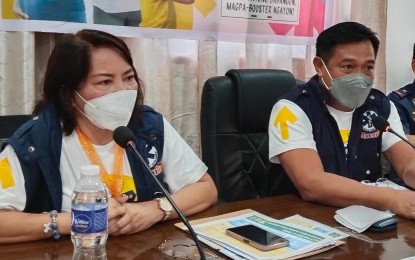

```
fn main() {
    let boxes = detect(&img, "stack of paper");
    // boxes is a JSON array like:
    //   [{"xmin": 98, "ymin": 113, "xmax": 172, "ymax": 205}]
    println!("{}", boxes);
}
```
[
  {"xmin": 334, "ymin": 205, "xmax": 395, "ymax": 233},
  {"xmin": 361, "ymin": 179, "xmax": 408, "ymax": 191},
  {"xmin": 176, "ymin": 209, "xmax": 348, "ymax": 260}
]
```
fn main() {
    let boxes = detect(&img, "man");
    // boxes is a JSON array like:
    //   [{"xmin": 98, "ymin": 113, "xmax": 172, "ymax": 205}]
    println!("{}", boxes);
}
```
[
  {"xmin": 268, "ymin": 22, "xmax": 415, "ymax": 220},
  {"xmin": 92, "ymin": 0, "xmax": 141, "ymax": 27},
  {"xmin": 388, "ymin": 43, "xmax": 415, "ymax": 144},
  {"xmin": 13, "ymin": 0, "xmax": 86, "ymax": 22},
  {"xmin": 140, "ymin": 0, "xmax": 194, "ymax": 29}
]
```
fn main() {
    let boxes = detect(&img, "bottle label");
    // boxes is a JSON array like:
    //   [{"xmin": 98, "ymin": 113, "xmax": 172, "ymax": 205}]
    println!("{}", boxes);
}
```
[{"xmin": 71, "ymin": 205, "xmax": 108, "ymax": 233}]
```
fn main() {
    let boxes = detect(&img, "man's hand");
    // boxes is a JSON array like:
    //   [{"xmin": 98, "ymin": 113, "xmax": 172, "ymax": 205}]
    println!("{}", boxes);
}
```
[
  {"xmin": 13, "ymin": 0, "xmax": 29, "ymax": 19},
  {"xmin": 390, "ymin": 190, "xmax": 415, "ymax": 220}
]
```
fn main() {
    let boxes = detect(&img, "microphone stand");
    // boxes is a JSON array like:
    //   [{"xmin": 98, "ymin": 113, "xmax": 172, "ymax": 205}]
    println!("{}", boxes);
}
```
[
  {"xmin": 387, "ymin": 127, "xmax": 415, "ymax": 149},
  {"xmin": 126, "ymin": 141, "xmax": 206, "ymax": 260}
]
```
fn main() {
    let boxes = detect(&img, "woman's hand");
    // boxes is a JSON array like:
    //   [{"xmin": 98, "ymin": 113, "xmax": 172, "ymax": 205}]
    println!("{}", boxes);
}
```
[
  {"xmin": 108, "ymin": 196, "xmax": 128, "ymax": 230},
  {"xmin": 106, "ymin": 173, "xmax": 217, "ymax": 236},
  {"xmin": 13, "ymin": 0, "xmax": 29, "ymax": 19},
  {"xmin": 108, "ymin": 200, "xmax": 164, "ymax": 236}
]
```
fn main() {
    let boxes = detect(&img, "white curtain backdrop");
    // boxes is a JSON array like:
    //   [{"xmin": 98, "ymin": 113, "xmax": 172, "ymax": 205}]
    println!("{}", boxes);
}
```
[{"xmin": 0, "ymin": 0, "xmax": 388, "ymax": 156}]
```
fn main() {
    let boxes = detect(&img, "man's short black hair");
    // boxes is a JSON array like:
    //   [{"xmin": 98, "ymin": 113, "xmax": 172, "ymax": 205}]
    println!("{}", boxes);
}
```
[
  {"xmin": 413, "ymin": 43, "xmax": 415, "ymax": 60},
  {"xmin": 316, "ymin": 22, "xmax": 380, "ymax": 63}
]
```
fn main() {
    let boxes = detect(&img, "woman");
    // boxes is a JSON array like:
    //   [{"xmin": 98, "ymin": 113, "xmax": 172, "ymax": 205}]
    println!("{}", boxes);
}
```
[{"xmin": 0, "ymin": 29, "xmax": 217, "ymax": 243}]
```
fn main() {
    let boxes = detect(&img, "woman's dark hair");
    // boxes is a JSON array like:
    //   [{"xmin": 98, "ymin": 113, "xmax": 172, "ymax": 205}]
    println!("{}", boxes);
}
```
[
  {"xmin": 316, "ymin": 22, "xmax": 380, "ymax": 63},
  {"xmin": 33, "ymin": 29, "xmax": 144, "ymax": 135}
]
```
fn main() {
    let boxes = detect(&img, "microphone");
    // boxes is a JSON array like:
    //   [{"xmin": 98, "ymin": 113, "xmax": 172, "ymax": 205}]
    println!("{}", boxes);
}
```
[
  {"xmin": 113, "ymin": 126, "xmax": 206, "ymax": 260},
  {"xmin": 371, "ymin": 115, "xmax": 415, "ymax": 149}
]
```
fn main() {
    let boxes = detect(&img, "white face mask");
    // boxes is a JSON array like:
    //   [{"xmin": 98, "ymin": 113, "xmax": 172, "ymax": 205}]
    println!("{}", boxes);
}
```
[{"xmin": 75, "ymin": 90, "xmax": 137, "ymax": 131}]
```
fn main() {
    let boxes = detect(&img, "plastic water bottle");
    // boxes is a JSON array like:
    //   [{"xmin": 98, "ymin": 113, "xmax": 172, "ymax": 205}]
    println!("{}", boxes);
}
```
[{"xmin": 71, "ymin": 165, "xmax": 108, "ymax": 258}]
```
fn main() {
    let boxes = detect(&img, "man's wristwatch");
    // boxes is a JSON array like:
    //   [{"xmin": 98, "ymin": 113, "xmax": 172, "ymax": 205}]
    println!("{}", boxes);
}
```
[{"xmin": 155, "ymin": 197, "xmax": 173, "ymax": 221}]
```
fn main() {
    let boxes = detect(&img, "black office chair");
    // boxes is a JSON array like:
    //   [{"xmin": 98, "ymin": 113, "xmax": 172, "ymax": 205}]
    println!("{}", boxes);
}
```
[
  {"xmin": 0, "ymin": 115, "xmax": 32, "ymax": 149},
  {"xmin": 200, "ymin": 69, "xmax": 299, "ymax": 202}
]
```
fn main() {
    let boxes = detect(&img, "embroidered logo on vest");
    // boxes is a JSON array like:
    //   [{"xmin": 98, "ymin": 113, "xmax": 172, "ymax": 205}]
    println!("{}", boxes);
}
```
[
  {"xmin": 147, "ymin": 145, "xmax": 159, "ymax": 168},
  {"xmin": 362, "ymin": 110, "xmax": 378, "ymax": 132},
  {"xmin": 152, "ymin": 162, "xmax": 163, "ymax": 176},
  {"xmin": 145, "ymin": 139, "xmax": 163, "ymax": 176},
  {"xmin": 361, "ymin": 110, "xmax": 380, "ymax": 139}
]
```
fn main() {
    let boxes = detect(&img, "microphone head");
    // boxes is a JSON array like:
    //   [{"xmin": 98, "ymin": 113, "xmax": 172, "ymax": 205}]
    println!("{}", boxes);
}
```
[
  {"xmin": 371, "ymin": 115, "xmax": 390, "ymax": 132},
  {"xmin": 113, "ymin": 126, "xmax": 135, "ymax": 148}
]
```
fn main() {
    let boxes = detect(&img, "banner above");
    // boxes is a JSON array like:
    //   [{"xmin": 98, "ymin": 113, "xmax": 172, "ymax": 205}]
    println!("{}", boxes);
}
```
[{"xmin": 0, "ymin": 0, "xmax": 334, "ymax": 45}]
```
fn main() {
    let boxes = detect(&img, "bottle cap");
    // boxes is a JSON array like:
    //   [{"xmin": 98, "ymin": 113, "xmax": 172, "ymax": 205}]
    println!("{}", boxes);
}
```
[{"xmin": 80, "ymin": 165, "xmax": 100, "ymax": 176}]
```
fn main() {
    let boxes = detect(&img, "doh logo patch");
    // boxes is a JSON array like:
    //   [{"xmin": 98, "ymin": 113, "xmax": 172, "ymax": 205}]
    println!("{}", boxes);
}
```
[
  {"xmin": 362, "ymin": 110, "xmax": 378, "ymax": 132},
  {"xmin": 273, "ymin": 106, "xmax": 298, "ymax": 140},
  {"xmin": 146, "ymin": 145, "xmax": 159, "ymax": 169},
  {"xmin": 151, "ymin": 162, "xmax": 163, "ymax": 176},
  {"xmin": 361, "ymin": 110, "xmax": 380, "ymax": 139}
]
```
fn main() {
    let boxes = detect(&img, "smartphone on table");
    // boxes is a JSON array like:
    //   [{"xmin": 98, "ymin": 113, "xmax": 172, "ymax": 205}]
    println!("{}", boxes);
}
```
[
  {"xmin": 225, "ymin": 224, "xmax": 289, "ymax": 251},
  {"xmin": 368, "ymin": 216, "xmax": 398, "ymax": 232}
]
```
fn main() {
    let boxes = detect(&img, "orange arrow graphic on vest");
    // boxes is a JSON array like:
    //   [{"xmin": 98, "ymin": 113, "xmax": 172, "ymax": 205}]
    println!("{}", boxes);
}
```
[{"xmin": 273, "ymin": 106, "xmax": 297, "ymax": 140}]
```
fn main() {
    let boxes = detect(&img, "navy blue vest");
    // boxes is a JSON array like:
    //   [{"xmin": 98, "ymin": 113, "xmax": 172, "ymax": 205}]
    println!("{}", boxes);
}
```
[
  {"xmin": 387, "ymin": 81, "xmax": 415, "ymax": 134},
  {"xmin": 283, "ymin": 75, "xmax": 390, "ymax": 181},
  {"xmin": 6, "ymin": 104, "xmax": 165, "ymax": 213}
]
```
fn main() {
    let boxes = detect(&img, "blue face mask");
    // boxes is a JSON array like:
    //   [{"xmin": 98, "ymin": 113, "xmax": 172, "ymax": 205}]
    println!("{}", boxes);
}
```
[{"xmin": 321, "ymin": 61, "xmax": 374, "ymax": 109}]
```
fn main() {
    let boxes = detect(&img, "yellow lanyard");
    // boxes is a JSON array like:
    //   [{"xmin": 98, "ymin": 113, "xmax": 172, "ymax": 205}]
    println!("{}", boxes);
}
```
[{"xmin": 76, "ymin": 127, "xmax": 124, "ymax": 198}]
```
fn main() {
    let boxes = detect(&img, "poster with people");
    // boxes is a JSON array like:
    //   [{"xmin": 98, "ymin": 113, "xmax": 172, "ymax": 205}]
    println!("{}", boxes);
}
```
[{"xmin": 0, "ymin": 0, "xmax": 334, "ymax": 44}]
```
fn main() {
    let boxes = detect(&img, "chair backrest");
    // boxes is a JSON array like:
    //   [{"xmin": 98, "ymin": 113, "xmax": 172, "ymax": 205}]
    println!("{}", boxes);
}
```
[
  {"xmin": 200, "ymin": 69, "xmax": 298, "ymax": 202},
  {"xmin": 0, "ymin": 115, "xmax": 32, "ymax": 149}
]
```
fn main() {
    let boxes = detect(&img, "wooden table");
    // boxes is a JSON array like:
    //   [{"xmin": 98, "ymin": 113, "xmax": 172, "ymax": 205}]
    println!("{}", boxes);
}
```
[{"xmin": 0, "ymin": 195, "xmax": 414, "ymax": 259}]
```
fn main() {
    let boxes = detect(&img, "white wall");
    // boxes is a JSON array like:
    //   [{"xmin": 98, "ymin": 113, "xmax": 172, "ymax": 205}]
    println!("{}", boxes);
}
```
[{"xmin": 386, "ymin": 0, "xmax": 415, "ymax": 94}]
